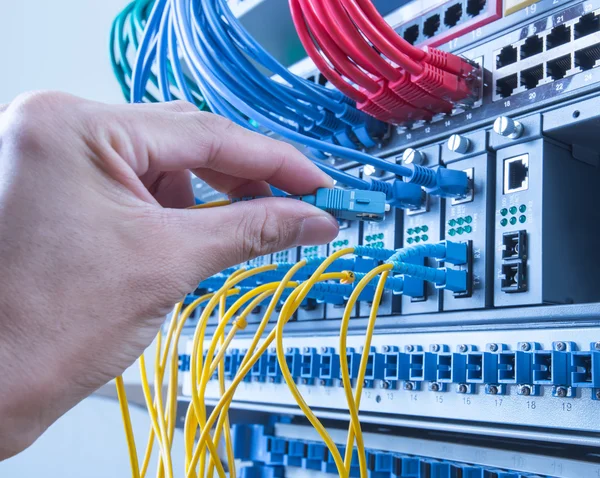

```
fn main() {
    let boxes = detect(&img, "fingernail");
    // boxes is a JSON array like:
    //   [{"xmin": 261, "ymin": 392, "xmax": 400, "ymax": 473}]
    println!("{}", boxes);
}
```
[{"xmin": 297, "ymin": 215, "xmax": 339, "ymax": 245}]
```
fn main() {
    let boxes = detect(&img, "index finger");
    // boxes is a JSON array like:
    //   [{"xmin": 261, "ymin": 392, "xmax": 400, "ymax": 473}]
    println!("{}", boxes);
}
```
[{"xmin": 104, "ymin": 101, "xmax": 334, "ymax": 195}]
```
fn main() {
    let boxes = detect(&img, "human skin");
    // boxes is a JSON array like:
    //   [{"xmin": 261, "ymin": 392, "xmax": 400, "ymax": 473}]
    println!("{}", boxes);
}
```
[{"xmin": 0, "ymin": 92, "xmax": 339, "ymax": 459}]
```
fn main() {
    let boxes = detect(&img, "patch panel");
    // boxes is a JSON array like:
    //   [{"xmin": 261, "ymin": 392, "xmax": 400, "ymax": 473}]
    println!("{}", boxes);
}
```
[
  {"xmin": 297, "ymin": 243, "xmax": 327, "ymax": 321},
  {"xmin": 188, "ymin": 327, "xmax": 600, "ymax": 433},
  {"xmin": 392, "ymin": 0, "xmax": 501, "ymax": 48}
]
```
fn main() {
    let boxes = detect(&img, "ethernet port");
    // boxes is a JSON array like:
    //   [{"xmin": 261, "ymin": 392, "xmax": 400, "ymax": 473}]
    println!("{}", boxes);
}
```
[
  {"xmin": 575, "ymin": 44, "xmax": 600, "ymax": 71},
  {"xmin": 496, "ymin": 74, "xmax": 518, "ymax": 98},
  {"xmin": 547, "ymin": 24, "xmax": 571, "ymax": 50},
  {"xmin": 502, "ymin": 230, "xmax": 527, "ymax": 260},
  {"xmin": 501, "ymin": 262, "xmax": 527, "ymax": 293},
  {"xmin": 423, "ymin": 14, "xmax": 441, "ymax": 38},
  {"xmin": 496, "ymin": 45, "xmax": 517, "ymax": 68},
  {"xmin": 404, "ymin": 25, "xmax": 419, "ymax": 45},
  {"xmin": 467, "ymin": 0, "xmax": 486, "ymax": 17},
  {"xmin": 574, "ymin": 12, "xmax": 600, "ymax": 39},
  {"xmin": 547, "ymin": 54, "xmax": 572, "ymax": 80},
  {"xmin": 444, "ymin": 4, "xmax": 463, "ymax": 27},
  {"xmin": 520, "ymin": 35, "xmax": 543, "ymax": 59},
  {"xmin": 503, "ymin": 154, "xmax": 529, "ymax": 194},
  {"xmin": 520, "ymin": 64, "xmax": 544, "ymax": 89}
]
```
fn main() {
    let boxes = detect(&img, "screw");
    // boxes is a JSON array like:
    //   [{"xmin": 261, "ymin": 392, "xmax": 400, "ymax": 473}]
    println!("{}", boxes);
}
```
[
  {"xmin": 405, "ymin": 382, "xmax": 414, "ymax": 391},
  {"xmin": 594, "ymin": 342, "xmax": 600, "ymax": 351},
  {"xmin": 556, "ymin": 386, "xmax": 568, "ymax": 397},
  {"xmin": 595, "ymin": 390, "xmax": 600, "ymax": 400},
  {"xmin": 457, "ymin": 384, "xmax": 468, "ymax": 394},
  {"xmin": 302, "ymin": 378, "xmax": 309, "ymax": 384},
  {"xmin": 321, "ymin": 347, "xmax": 327, "ymax": 353},
  {"xmin": 493, "ymin": 116, "xmax": 523, "ymax": 139},
  {"xmin": 269, "ymin": 377, "xmax": 275, "ymax": 383},
  {"xmin": 381, "ymin": 381, "xmax": 390, "ymax": 389},
  {"xmin": 519, "ymin": 385, "xmax": 531, "ymax": 396},
  {"xmin": 405, "ymin": 345, "xmax": 414, "ymax": 353},
  {"xmin": 303, "ymin": 347, "xmax": 310, "ymax": 353},
  {"xmin": 430, "ymin": 383, "xmax": 440, "ymax": 392},
  {"xmin": 556, "ymin": 342, "xmax": 566, "ymax": 351},
  {"xmin": 458, "ymin": 344, "xmax": 468, "ymax": 353},
  {"xmin": 431, "ymin": 344, "xmax": 440, "ymax": 352},
  {"xmin": 286, "ymin": 347, "xmax": 293, "ymax": 353},
  {"xmin": 319, "ymin": 379, "xmax": 326, "ymax": 386},
  {"xmin": 447, "ymin": 134, "xmax": 471, "ymax": 154},
  {"xmin": 489, "ymin": 344, "xmax": 498, "ymax": 352},
  {"xmin": 402, "ymin": 148, "xmax": 425, "ymax": 165},
  {"xmin": 488, "ymin": 385, "xmax": 498, "ymax": 395},
  {"xmin": 520, "ymin": 343, "xmax": 531, "ymax": 351},
  {"xmin": 270, "ymin": 347, "xmax": 276, "ymax": 354},
  {"xmin": 383, "ymin": 345, "xmax": 390, "ymax": 352}
]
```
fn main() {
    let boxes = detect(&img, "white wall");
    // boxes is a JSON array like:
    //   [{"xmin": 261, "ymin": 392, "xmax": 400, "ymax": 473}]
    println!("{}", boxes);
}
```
[
  {"xmin": 0, "ymin": 0, "xmax": 129, "ymax": 104},
  {"xmin": 0, "ymin": 2, "xmax": 181, "ymax": 476}
]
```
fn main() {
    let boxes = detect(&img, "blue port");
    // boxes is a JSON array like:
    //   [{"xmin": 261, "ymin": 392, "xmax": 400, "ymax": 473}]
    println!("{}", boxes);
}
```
[
  {"xmin": 393, "ymin": 455, "xmax": 423, "ymax": 477},
  {"xmin": 303, "ymin": 443, "xmax": 326, "ymax": 470},
  {"xmin": 235, "ymin": 350, "xmax": 252, "ymax": 383},
  {"xmin": 224, "ymin": 349, "xmax": 239, "ymax": 379},
  {"xmin": 364, "ymin": 348, "xmax": 385, "ymax": 387},
  {"xmin": 178, "ymin": 354, "xmax": 191, "ymax": 372},
  {"xmin": 460, "ymin": 465, "xmax": 484, "ymax": 478},
  {"xmin": 464, "ymin": 352, "xmax": 497, "ymax": 384},
  {"xmin": 251, "ymin": 353, "xmax": 268, "ymax": 382},
  {"xmin": 263, "ymin": 436, "xmax": 286, "ymax": 465},
  {"xmin": 284, "ymin": 347, "xmax": 302, "ymax": 380},
  {"xmin": 284, "ymin": 440, "xmax": 306, "ymax": 468},
  {"xmin": 383, "ymin": 349, "xmax": 410, "ymax": 383},
  {"xmin": 340, "ymin": 348, "xmax": 361, "ymax": 382},
  {"xmin": 266, "ymin": 349, "xmax": 281, "ymax": 383},
  {"xmin": 367, "ymin": 450, "xmax": 393, "ymax": 477},
  {"xmin": 408, "ymin": 352, "xmax": 437, "ymax": 382},
  {"xmin": 571, "ymin": 351, "xmax": 600, "ymax": 387},
  {"xmin": 532, "ymin": 350, "xmax": 569, "ymax": 385},
  {"xmin": 497, "ymin": 351, "xmax": 531, "ymax": 384},
  {"xmin": 436, "ymin": 354, "xmax": 453, "ymax": 382},
  {"xmin": 318, "ymin": 348, "xmax": 340, "ymax": 385},
  {"xmin": 430, "ymin": 460, "xmax": 462, "ymax": 478},
  {"xmin": 300, "ymin": 348, "xmax": 320, "ymax": 383}
]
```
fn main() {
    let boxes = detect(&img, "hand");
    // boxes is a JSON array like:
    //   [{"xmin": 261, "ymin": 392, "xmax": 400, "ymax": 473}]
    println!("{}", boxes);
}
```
[{"xmin": 0, "ymin": 92, "xmax": 338, "ymax": 459}]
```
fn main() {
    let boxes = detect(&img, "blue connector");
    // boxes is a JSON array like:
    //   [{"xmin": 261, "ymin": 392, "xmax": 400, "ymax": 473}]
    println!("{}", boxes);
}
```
[
  {"xmin": 232, "ymin": 188, "xmax": 388, "ymax": 222},
  {"xmin": 300, "ymin": 348, "xmax": 320, "ymax": 383},
  {"xmin": 570, "ymin": 350, "xmax": 600, "ymax": 388},
  {"xmin": 405, "ymin": 163, "xmax": 471, "ymax": 199},
  {"xmin": 319, "ymin": 347, "xmax": 340, "ymax": 386},
  {"xmin": 367, "ymin": 178, "xmax": 424, "ymax": 210},
  {"xmin": 435, "ymin": 268, "xmax": 468, "ymax": 293},
  {"xmin": 354, "ymin": 245, "xmax": 396, "ymax": 261}
]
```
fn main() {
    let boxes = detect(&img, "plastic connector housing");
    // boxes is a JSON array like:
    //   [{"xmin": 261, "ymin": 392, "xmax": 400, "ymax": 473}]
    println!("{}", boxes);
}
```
[
  {"xmin": 411, "ymin": 64, "xmax": 475, "ymax": 104},
  {"xmin": 442, "ymin": 240, "xmax": 469, "ymax": 265},
  {"xmin": 311, "ymin": 188, "xmax": 388, "ymax": 222},
  {"xmin": 435, "ymin": 268, "xmax": 468, "ymax": 293},
  {"xmin": 422, "ymin": 46, "xmax": 479, "ymax": 78}
]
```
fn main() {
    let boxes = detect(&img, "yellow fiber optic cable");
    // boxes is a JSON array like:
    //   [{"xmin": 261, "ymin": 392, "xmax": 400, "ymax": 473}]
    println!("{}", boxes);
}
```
[
  {"xmin": 188, "ymin": 200, "xmax": 232, "ymax": 209},
  {"xmin": 186, "ymin": 261, "xmax": 308, "ymax": 477},
  {"xmin": 116, "ymin": 374, "xmax": 141, "ymax": 478},
  {"xmin": 339, "ymin": 264, "xmax": 392, "ymax": 477}
]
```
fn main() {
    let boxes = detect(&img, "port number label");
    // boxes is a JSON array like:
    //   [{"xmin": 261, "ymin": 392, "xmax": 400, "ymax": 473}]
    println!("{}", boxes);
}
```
[
  {"xmin": 526, "ymin": 400, "xmax": 537, "ymax": 409},
  {"xmin": 555, "ymin": 15, "xmax": 564, "ymax": 24},
  {"xmin": 528, "ymin": 92, "xmax": 537, "ymax": 100},
  {"xmin": 463, "ymin": 397, "xmax": 472, "ymax": 405},
  {"xmin": 555, "ymin": 83, "xmax": 564, "ymax": 92},
  {"xmin": 584, "ymin": 3, "xmax": 593, "ymax": 12},
  {"xmin": 495, "ymin": 399, "xmax": 503, "ymax": 407},
  {"xmin": 585, "ymin": 73, "xmax": 593, "ymax": 82},
  {"xmin": 562, "ymin": 402, "xmax": 572, "ymax": 411},
  {"xmin": 471, "ymin": 28, "xmax": 482, "ymax": 39},
  {"xmin": 525, "ymin": 4, "xmax": 537, "ymax": 14},
  {"xmin": 504, "ymin": 100, "xmax": 511, "ymax": 108}
]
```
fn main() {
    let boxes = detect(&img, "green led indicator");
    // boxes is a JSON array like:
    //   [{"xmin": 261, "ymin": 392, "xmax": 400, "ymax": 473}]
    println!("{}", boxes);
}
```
[
  {"xmin": 500, "ymin": 218, "xmax": 508, "ymax": 227},
  {"xmin": 500, "ymin": 208, "xmax": 508, "ymax": 216},
  {"xmin": 510, "ymin": 217, "xmax": 517, "ymax": 225},
  {"xmin": 344, "ymin": 239, "xmax": 349, "ymax": 245},
  {"xmin": 457, "ymin": 218, "xmax": 465, "ymax": 225},
  {"xmin": 457, "ymin": 227, "xmax": 464, "ymax": 235},
  {"xmin": 378, "ymin": 233, "xmax": 384, "ymax": 239},
  {"xmin": 465, "ymin": 226, "xmax": 472, "ymax": 233},
  {"xmin": 422, "ymin": 234, "xmax": 429, "ymax": 241},
  {"xmin": 407, "ymin": 237, "xmax": 414, "ymax": 244},
  {"xmin": 448, "ymin": 229, "xmax": 456, "ymax": 236},
  {"xmin": 414, "ymin": 236, "xmax": 421, "ymax": 243},
  {"xmin": 519, "ymin": 204, "xmax": 527, "ymax": 213},
  {"xmin": 519, "ymin": 215, "xmax": 526, "ymax": 223},
  {"xmin": 449, "ymin": 219, "xmax": 457, "ymax": 227},
  {"xmin": 422, "ymin": 225, "xmax": 429, "ymax": 232},
  {"xmin": 407, "ymin": 228, "xmax": 414, "ymax": 235},
  {"xmin": 509, "ymin": 206, "xmax": 517, "ymax": 215},
  {"xmin": 414, "ymin": 226, "xmax": 422, "ymax": 234},
  {"xmin": 465, "ymin": 216, "xmax": 473, "ymax": 224}
]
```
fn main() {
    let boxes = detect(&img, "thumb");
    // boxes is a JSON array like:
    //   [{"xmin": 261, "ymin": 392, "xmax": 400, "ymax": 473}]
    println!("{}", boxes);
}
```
[{"xmin": 166, "ymin": 198, "xmax": 339, "ymax": 282}]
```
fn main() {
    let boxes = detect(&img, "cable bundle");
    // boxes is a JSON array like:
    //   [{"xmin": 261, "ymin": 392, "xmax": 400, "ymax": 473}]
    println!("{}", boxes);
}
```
[
  {"xmin": 113, "ymin": 0, "xmax": 472, "ymax": 198},
  {"xmin": 115, "ymin": 236, "xmax": 469, "ymax": 478},
  {"xmin": 290, "ymin": 0, "xmax": 482, "ymax": 124}
]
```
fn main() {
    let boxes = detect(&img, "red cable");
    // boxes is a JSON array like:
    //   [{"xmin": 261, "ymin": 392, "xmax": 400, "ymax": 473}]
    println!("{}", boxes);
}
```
[
  {"xmin": 315, "ymin": 0, "xmax": 400, "ymax": 81},
  {"xmin": 299, "ymin": 0, "xmax": 380, "ymax": 92},
  {"xmin": 354, "ymin": 0, "xmax": 426, "ymax": 61},
  {"xmin": 339, "ymin": 0, "xmax": 423, "ymax": 75},
  {"xmin": 289, "ymin": 0, "xmax": 367, "ymax": 102}
]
